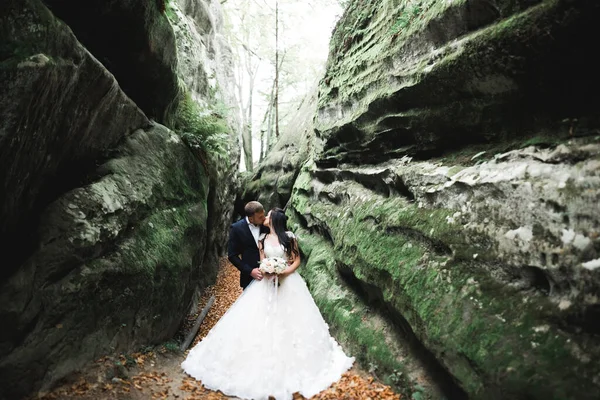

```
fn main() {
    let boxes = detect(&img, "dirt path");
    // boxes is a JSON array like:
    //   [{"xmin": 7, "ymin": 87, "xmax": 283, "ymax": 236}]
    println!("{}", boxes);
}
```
[{"xmin": 37, "ymin": 260, "xmax": 401, "ymax": 400}]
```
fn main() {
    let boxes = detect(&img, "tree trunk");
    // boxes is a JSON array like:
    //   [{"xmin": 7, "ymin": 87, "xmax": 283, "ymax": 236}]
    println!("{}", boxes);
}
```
[
  {"xmin": 265, "ymin": 99, "xmax": 274, "ymax": 153},
  {"xmin": 268, "ymin": 96, "xmax": 276, "ymax": 150},
  {"xmin": 180, "ymin": 295, "xmax": 215, "ymax": 351},
  {"xmin": 239, "ymin": 81, "xmax": 253, "ymax": 172},
  {"xmin": 233, "ymin": 7, "xmax": 256, "ymax": 172},
  {"xmin": 242, "ymin": 119, "xmax": 253, "ymax": 171},
  {"xmin": 244, "ymin": 63, "xmax": 259, "ymax": 170},
  {"xmin": 275, "ymin": 0, "xmax": 280, "ymax": 140},
  {"xmin": 262, "ymin": 78, "xmax": 276, "ymax": 159},
  {"xmin": 259, "ymin": 98, "xmax": 272, "ymax": 162},
  {"xmin": 259, "ymin": 127, "xmax": 265, "ymax": 162}
]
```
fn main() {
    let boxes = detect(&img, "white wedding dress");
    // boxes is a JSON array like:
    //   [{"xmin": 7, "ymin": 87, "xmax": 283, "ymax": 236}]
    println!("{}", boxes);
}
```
[{"xmin": 181, "ymin": 234, "xmax": 354, "ymax": 400}]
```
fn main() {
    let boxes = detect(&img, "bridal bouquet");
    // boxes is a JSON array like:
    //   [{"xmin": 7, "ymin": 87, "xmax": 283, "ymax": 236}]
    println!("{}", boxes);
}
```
[{"xmin": 259, "ymin": 257, "xmax": 288, "ymax": 275}]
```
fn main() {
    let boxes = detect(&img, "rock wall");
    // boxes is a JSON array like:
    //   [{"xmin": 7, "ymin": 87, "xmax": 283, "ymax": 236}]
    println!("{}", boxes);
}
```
[
  {"xmin": 240, "ymin": 83, "xmax": 319, "ymax": 211},
  {"xmin": 0, "ymin": 124, "xmax": 209, "ymax": 397},
  {"xmin": 43, "ymin": 0, "xmax": 179, "ymax": 122},
  {"xmin": 171, "ymin": 0, "xmax": 238, "ymax": 111},
  {"xmin": 256, "ymin": 0, "xmax": 600, "ymax": 398},
  {"xmin": 168, "ymin": 0, "xmax": 241, "ymax": 270},
  {"xmin": 290, "ymin": 138, "xmax": 600, "ymax": 398},
  {"xmin": 0, "ymin": 0, "xmax": 239, "ymax": 398},
  {"xmin": 0, "ymin": 0, "xmax": 149, "ymax": 282},
  {"xmin": 316, "ymin": 0, "xmax": 600, "ymax": 166}
]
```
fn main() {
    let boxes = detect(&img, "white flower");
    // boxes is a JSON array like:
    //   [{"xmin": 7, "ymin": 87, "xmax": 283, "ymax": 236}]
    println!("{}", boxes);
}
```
[{"xmin": 259, "ymin": 257, "xmax": 288, "ymax": 274}]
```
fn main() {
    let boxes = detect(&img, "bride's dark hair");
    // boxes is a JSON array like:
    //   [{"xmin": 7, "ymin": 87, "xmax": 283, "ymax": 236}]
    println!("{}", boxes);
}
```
[{"xmin": 268, "ymin": 208, "xmax": 299, "ymax": 258}]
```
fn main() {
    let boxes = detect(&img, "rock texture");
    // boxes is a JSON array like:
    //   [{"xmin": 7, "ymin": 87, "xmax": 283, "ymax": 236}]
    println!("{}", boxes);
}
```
[
  {"xmin": 0, "ymin": 0, "xmax": 239, "ymax": 398},
  {"xmin": 170, "ymin": 0, "xmax": 238, "ymax": 113},
  {"xmin": 43, "ymin": 0, "xmax": 179, "ymax": 122},
  {"xmin": 167, "ymin": 0, "xmax": 241, "ymax": 270},
  {"xmin": 0, "ymin": 124, "xmax": 209, "ymax": 397},
  {"xmin": 316, "ymin": 0, "xmax": 600, "ymax": 166},
  {"xmin": 250, "ymin": 0, "xmax": 600, "ymax": 398},
  {"xmin": 0, "ymin": 0, "xmax": 149, "ymax": 282},
  {"xmin": 241, "ymin": 84, "xmax": 319, "ymax": 211},
  {"xmin": 289, "ymin": 138, "xmax": 600, "ymax": 399}
]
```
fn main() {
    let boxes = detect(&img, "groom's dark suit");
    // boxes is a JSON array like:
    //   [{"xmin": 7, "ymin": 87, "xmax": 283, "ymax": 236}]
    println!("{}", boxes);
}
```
[{"xmin": 227, "ymin": 218, "xmax": 269, "ymax": 289}]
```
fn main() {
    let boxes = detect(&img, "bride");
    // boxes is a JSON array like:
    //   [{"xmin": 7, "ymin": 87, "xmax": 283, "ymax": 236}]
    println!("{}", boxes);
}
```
[{"xmin": 181, "ymin": 208, "xmax": 354, "ymax": 399}]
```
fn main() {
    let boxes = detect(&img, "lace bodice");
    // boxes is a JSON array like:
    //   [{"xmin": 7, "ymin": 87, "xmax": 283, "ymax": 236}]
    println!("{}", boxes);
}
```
[
  {"xmin": 261, "ymin": 231, "xmax": 295, "ymax": 258},
  {"xmin": 264, "ymin": 242, "xmax": 285, "ymax": 258}
]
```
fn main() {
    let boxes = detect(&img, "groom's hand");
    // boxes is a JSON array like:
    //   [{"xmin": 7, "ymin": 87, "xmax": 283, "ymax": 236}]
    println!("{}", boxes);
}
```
[{"xmin": 250, "ymin": 268, "xmax": 263, "ymax": 281}]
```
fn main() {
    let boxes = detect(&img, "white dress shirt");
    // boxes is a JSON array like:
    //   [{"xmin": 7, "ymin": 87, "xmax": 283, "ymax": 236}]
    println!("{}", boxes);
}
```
[{"xmin": 246, "ymin": 217, "xmax": 261, "ymax": 246}]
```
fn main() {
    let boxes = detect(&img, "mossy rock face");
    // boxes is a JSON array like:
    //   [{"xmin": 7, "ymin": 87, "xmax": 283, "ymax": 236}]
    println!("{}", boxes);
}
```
[
  {"xmin": 0, "ymin": 125, "xmax": 211, "ymax": 398},
  {"xmin": 290, "ymin": 223, "xmax": 456, "ymax": 399},
  {"xmin": 42, "ymin": 0, "xmax": 179, "ymax": 123},
  {"xmin": 167, "ymin": 0, "xmax": 238, "ymax": 116},
  {"xmin": 166, "ymin": 0, "xmax": 240, "ymax": 269},
  {"xmin": 0, "ymin": 0, "xmax": 236, "ymax": 398},
  {"xmin": 239, "ymin": 84, "xmax": 319, "ymax": 212},
  {"xmin": 289, "ymin": 137, "xmax": 600, "ymax": 399},
  {"xmin": 316, "ymin": 0, "xmax": 600, "ymax": 166},
  {"xmin": 0, "ymin": 0, "xmax": 149, "ymax": 282}
]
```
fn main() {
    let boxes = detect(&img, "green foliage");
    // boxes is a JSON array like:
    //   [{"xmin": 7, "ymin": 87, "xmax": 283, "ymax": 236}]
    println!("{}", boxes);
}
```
[
  {"xmin": 520, "ymin": 135, "xmax": 563, "ymax": 148},
  {"xmin": 410, "ymin": 4, "xmax": 423, "ymax": 18},
  {"xmin": 140, "ymin": 345, "xmax": 154, "ymax": 353},
  {"xmin": 164, "ymin": 0, "xmax": 231, "ymax": 170},
  {"xmin": 390, "ymin": 13, "xmax": 411, "ymax": 34},
  {"xmin": 390, "ymin": 2, "xmax": 424, "ymax": 34},
  {"xmin": 161, "ymin": 340, "xmax": 180, "ymax": 353},
  {"xmin": 411, "ymin": 384, "xmax": 426, "ymax": 400},
  {"xmin": 437, "ymin": 133, "xmax": 572, "ymax": 167},
  {"xmin": 171, "ymin": 91, "xmax": 230, "ymax": 167},
  {"xmin": 123, "ymin": 354, "xmax": 137, "ymax": 367}
]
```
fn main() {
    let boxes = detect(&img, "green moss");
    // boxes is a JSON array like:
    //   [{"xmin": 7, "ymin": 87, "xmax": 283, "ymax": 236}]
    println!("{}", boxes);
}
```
[
  {"xmin": 289, "ymin": 165, "xmax": 600, "ymax": 398},
  {"xmin": 389, "ymin": 0, "xmax": 431, "ymax": 35},
  {"xmin": 322, "ymin": 0, "xmax": 469, "ymax": 108},
  {"xmin": 102, "ymin": 131, "xmax": 209, "ymax": 278},
  {"xmin": 435, "ymin": 131, "xmax": 573, "ymax": 167},
  {"xmin": 161, "ymin": 340, "xmax": 181, "ymax": 353},
  {"xmin": 295, "ymin": 229, "xmax": 411, "ymax": 398},
  {"xmin": 119, "ymin": 203, "xmax": 207, "ymax": 276},
  {"xmin": 316, "ymin": 0, "xmax": 573, "ymax": 156},
  {"xmin": 164, "ymin": 0, "xmax": 177, "ymax": 21}
]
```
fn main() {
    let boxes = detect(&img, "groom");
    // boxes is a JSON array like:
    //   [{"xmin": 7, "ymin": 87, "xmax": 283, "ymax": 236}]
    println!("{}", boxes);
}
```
[{"xmin": 228, "ymin": 201, "xmax": 269, "ymax": 289}]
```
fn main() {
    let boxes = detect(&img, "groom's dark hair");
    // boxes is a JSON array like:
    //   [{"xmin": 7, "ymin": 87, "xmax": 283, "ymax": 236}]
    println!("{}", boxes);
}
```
[{"xmin": 244, "ymin": 201, "xmax": 264, "ymax": 217}]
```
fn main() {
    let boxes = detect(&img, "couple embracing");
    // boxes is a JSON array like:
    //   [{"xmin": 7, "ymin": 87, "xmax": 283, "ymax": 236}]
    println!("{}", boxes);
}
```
[{"xmin": 181, "ymin": 201, "xmax": 354, "ymax": 400}]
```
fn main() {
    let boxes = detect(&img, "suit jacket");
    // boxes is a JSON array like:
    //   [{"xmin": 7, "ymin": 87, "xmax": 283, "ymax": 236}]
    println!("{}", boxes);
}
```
[{"xmin": 227, "ymin": 218, "xmax": 269, "ymax": 289}]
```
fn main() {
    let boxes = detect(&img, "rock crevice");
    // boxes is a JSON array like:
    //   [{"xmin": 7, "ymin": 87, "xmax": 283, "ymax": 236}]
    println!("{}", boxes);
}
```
[{"xmin": 0, "ymin": 0, "xmax": 240, "ymax": 397}]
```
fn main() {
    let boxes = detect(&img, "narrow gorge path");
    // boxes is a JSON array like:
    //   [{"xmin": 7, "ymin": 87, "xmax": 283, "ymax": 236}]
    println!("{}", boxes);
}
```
[{"xmin": 36, "ymin": 260, "xmax": 402, "ymax": 400}]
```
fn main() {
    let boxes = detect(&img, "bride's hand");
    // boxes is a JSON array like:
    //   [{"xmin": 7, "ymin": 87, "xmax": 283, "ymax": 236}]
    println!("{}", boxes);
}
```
[{"xmin": 279, "ymin": 268, "xmax": 293, "ymax": 278}]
